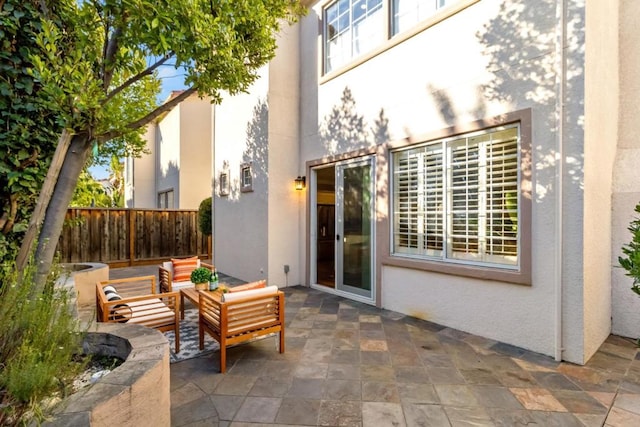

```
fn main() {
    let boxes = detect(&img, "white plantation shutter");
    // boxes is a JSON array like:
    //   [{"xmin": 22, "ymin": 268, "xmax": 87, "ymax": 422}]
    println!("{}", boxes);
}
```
[
  {"xmin": 393, "ymin": 144, "xmax": 444, "ymax": 256},
  {"xmin": 485, "ymin": 129, "xmax": 519, "ymax": 264},
  {"xmin": 392, "ymin": 125, "xmax": 520, "ymax": 268}
]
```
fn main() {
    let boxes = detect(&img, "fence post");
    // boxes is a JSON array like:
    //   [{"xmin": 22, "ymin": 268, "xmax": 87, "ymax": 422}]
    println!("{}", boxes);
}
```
[{"xmin": 129, "ymin": 209, "xmax": 136, "ymax": 266}]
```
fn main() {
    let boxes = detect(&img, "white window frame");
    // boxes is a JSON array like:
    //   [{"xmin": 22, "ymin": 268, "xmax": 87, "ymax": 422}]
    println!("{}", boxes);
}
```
[
  {"xmin": 322, "ymin": 0, "xmax": 474, "ymax": 77},
  {"xmin": 324, "ymin": 0, "xmax": 384, "ymax": 73},
  {"xmin": 240, "ymin": 163, "xmax": 253, "ymax": 193},
  {"xmin": 391, "ymin": 124, "xmax": 521, "ymax": 271},
  {"xmin": 219, "ymin": 172, "xmax": 229, "ymax": 196},
  {"xmin": 391, "ymin": 0, "xmax": 452, "ymax": 36}
]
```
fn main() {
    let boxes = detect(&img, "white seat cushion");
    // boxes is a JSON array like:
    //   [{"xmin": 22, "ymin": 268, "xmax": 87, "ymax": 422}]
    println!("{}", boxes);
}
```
[
  {"xmin": 125, "ymin": 299, "xmax": 174, "ymax": 325},
  {"xmin": 222, "ymin": 285, "xmax": 278, "ymax": 302}
]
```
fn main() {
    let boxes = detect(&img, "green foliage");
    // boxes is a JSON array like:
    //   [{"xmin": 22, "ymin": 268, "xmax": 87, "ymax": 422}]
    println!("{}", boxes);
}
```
[
  {"xmin": 619, "ymin": 203, "xmax": 640, "ymax": 297},
  {"xmin": 191, "ymin": 267, "xmax": 212, "ymax": 284},
  {"xmin": 108, "ymin": 155, "xmax": 125, "ymax": 208},
  {"xmin": 70, "ymin": 170, "xmax": 113, "ymax": 207},
  {"xmin": 198, "ymin": 197, "xmax": 212, "ymax": 236},
  {"xmin": 0, "ymin": 260, "xmax": 87, "ymax": 425},
  {"xmin": 6, "ymin": 0, "xmax": 305, "ymax": 279},
  {"xmin": 0, "ymin": 0, "xmax": 65, "ymax": 256}
]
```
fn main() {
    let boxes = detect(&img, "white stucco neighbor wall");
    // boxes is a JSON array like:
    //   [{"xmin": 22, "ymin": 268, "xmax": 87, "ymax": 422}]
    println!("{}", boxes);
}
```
[
  {"xmin": 267, "ymin": 24, "xmax": 303, "ymax": 288},
  {"xmin": 179, "ymin": 97, "xmax": 213, "ymax": 209},
  {"xmin": 297, "ymin": 0, "xmax": 600, "ymax": 362},
  {"xmin": 157, "ymin": 105, "xmax": 181, "ymax": 204},
  {"xmin": 213, "ymin": 70, "xmax": 270, "ymax": 283},
  {"xmin": 612, "ymin": 0, "xmax": 640, "ymax": 339}
]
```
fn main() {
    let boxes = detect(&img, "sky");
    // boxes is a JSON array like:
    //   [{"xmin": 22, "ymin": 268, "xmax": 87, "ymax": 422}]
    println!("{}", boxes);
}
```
[{"xmin": 89, "ymin": 63, "xmax": 187, "ymax": 180}]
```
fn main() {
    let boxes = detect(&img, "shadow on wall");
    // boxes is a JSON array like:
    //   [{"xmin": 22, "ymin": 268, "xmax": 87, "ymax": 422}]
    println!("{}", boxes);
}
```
[
  {"xmin": 157, "ymin": 160, "xmax": 180, "ymax": 207},
  {"xmin": 215, "ymin": 98, "xmax": 269, "ymax": 202},
  {"xmin": 416, "ymin": 0, "xmax": 584, "ymax": 202},
  {"xmin": 318, "ymin": 86, "xmax": 391, "ymax": 215},
  {"xmin": 319, "ymin": 87, "xmax": 390, "ymax": 155},
  {"xmin": 476, "ymin": 0, "xmax": 584, "ymax": 196}
]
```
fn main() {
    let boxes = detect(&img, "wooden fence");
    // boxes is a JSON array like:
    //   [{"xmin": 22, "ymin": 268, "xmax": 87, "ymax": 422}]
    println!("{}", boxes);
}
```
[{"xmin": 57, "ymin": 208, "xmax": 211, "ymax": 267}]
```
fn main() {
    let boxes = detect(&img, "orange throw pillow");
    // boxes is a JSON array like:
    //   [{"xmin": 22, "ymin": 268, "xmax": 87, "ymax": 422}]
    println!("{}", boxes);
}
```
[
  {"xmin": 172, "ymin": 257, "xmax": 199, "ymax": 282},
  {"xmin": 228, "ymin": 280, "xmax": 267, "ymax": 293}
]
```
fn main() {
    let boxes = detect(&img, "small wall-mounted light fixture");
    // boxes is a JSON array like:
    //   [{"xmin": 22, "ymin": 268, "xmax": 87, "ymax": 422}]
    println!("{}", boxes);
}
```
[{"xmin": 294, "ymin": 176, "xmax": 306, "ymax": 190}]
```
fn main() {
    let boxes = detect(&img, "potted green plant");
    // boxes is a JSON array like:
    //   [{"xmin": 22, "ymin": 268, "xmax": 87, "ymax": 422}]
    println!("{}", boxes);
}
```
[{"xmin": 190, "ymin": 267, "xmax": 212, "ymax": 291}]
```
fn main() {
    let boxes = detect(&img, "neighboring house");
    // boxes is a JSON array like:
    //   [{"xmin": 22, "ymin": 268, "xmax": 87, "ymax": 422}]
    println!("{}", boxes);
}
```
[
  {"xmin": 124, "ymin": 91, "xmax": 213, "ymax": 209},
  {"xmin": 213, "ymin": 0, "xmax": 639, "ymax": 365}
]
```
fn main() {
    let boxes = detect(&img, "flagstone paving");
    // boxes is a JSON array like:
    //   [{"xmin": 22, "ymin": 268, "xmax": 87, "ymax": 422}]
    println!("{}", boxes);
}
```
[
  {"xmin": 109, "ymin": 266, "xmax": 640, "ymax": 426},
  {"xmin": 166, "ymin": 286, "xmax": 640, "ymax": 426}
]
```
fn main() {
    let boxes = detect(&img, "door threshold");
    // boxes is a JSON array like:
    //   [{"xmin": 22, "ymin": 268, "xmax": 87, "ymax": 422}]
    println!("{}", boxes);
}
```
[{"xmin": 310, "ymin": 283, "xmax": 376, "ymax": 306}]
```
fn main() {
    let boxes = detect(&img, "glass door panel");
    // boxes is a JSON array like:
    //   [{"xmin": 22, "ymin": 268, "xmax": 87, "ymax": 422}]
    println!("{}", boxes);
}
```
[{"xmin": 336, "ymin": 158, "xmax": 373, "ymax": 299}]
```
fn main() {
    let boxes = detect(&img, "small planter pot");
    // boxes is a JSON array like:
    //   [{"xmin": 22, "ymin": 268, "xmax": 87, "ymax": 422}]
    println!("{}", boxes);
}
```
[{"xmin": 195, "ymin": 282, "xmax": 208, "ymax": 291}]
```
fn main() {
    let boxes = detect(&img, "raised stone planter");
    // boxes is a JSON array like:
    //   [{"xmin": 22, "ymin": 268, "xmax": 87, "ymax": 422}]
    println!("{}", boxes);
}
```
[
  {"xmin": 60, "ymin": 263, "xmax": 109, "ymax": 320},
  {"xmin": 44, "ymin": 322, "xmax": 170, "ymax": 426},
  {"xmin": 46, "ymin": 264, "xmax": 171, "ymax": 426}
]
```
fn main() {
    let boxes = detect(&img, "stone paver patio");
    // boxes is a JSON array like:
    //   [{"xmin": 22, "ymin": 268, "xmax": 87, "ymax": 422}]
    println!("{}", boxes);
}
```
[{"xmin": 110, "ymin": 266, "xmax": 640, "ymax": 426}]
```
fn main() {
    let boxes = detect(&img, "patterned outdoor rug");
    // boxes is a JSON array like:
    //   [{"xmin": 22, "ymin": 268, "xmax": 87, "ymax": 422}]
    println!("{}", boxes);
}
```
[{"xmin": 164, "ymin": 308, "xmax": 219, "ymax": 363}]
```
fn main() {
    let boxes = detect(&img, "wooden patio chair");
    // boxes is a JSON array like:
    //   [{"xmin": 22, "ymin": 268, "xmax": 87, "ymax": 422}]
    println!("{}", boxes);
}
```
[
  {"xmin": 198, "ymin": 285, "xmax": 285, "ymax": 373},
  {"xmin": 96, "ymin": 275, "xmax": 181, "ymax": 352},
  {"xmin": 159, "ymin": 256, "xmax": 215, "ymax": 292}
]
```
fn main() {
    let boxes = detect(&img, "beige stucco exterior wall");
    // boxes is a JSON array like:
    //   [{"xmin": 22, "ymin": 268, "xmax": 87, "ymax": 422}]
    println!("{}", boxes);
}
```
[
  {"xmin": 296, "ymin": 0, "xmax": 602, "ymax": 363},
  {"xmin": 156, "ymin": 104, "xmax": 181, "ymax": 205},
  {"xmin": 213, "ymin": 71, "xmax": 270, "ymax": 283},
  {"xmin": 125, "ymin": 126, "xmax": 156, "ymax": 208},
  {"xmin": 612, "ymin": 0, "xmax": 640, "ymax": 339},
  {"xmin": 581, "ymin": 0, "xmax": 617, "ymax": 362},
  {"xmin": 267, "ymin": 24, "xmax": 303, "ymax": 288},
  {"xmin": 125, "ymin": 95, "xmax": 213, "ymax": 209},
  {"xmin": 178, "ymin": 97, "xmax": 213, "ymax": 209}
]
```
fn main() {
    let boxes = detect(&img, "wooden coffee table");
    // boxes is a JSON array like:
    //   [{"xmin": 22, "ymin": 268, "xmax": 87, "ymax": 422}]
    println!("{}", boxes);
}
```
[{"xmin": 179, "ymin": 287, "xmax": 222, "ymax": 320}]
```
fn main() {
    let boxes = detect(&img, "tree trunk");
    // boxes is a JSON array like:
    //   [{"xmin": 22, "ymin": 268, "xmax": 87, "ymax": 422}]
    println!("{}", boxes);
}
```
[
  {"xmin": 34, "ymin": 133, "xmax": 91, "ymax": 287},
  {"xmin": 16, "ymin": 130, "xmax": 72, "ymax": 270}
]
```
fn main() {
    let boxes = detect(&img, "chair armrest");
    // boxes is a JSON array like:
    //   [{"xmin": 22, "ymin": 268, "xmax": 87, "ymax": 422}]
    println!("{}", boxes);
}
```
[
  {"xmin": 159, "ymin": 265, "xmax": 173, "ymax": 293},
  {"xmin": 199, "ymin": 291, "xmax": 222, "ymax": 333}
]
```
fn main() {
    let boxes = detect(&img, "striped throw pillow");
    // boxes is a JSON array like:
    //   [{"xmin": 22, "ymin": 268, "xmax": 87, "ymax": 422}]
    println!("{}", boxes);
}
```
[{"xmin": 172, "ymin": 257, "xmax": 199, "ymax": 282}]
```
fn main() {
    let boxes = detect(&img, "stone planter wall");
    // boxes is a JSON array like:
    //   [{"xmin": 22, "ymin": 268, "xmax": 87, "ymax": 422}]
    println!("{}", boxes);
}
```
[
  {"xmin": 46, "ymin": 264, "xmax": 171, "ymax": 426},
  {"xmin": 44, "ymin": 323, "xmax": 170, "ymax": 426}
]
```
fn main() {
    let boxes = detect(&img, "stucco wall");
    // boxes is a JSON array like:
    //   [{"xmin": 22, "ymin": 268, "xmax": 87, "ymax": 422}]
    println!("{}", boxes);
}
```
[
  {"xmin": 267, "ymin": 24, "xmax": 303, "ymax": 287},
  {"xmin": 125, "ymin": 126, "xmax": 157, "ymax": 208},
  {"xmin": 157, "ymin": 105, "xmax": 181, "ymax": 205},
  {"xmin": 581, "ymin": 0, "xmax": 616, "ymax": 362},
  {"xmin": 297, "ymin": 0, "xmax": 594, "ymax": 361},
  {"xmin": 213, "ymin": 70, "xmax": 270, "ymax": 283},
  {"xmin": 179, "ymin": 97, "xmax": 213, "ymax": 209},
  {"xmin": 612, "ymin": 0, "xmax": 640, "ymax": 339}
]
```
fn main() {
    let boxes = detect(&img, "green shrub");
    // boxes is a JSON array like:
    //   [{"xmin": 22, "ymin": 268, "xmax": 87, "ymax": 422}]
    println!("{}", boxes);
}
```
[
  {"xmin": 198, "ymin": 197, "xmax": 212, "ymax": 236},
  {"xmin": 191, "ymin": 267, "xmax": 212, "ymax": 284},
  {"xmin": 620, "ymin": 203, "xmax": 640, "ymax": 297},
  {"xmin": 0, "ymin": 260, "xmax": 87, "ymax": 425}
]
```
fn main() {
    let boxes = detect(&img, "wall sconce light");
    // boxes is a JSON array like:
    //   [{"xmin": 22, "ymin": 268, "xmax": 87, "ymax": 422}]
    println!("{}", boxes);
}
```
[{"xmin": 294, "ymin": 176, "xmax": 306, "ymax": 190}]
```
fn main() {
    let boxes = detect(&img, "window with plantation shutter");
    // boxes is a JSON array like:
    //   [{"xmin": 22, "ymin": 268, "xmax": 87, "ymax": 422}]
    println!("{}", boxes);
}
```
[{"xmin": 392, "ymin": 125, "xmax": 520, "ymax": 269}]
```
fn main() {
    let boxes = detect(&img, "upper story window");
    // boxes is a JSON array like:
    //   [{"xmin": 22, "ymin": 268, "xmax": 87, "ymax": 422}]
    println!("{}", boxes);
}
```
[
  {"xmin": 323, "ymin": 0, "xmax": 464, "ymax": 75},
  {"xmin": 392, "ymin": 0, "xmax": 452, "ymax": 35},
  {"xmin": 324, "ymin": 0, "xmax": 384, "ymax": 73}
]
